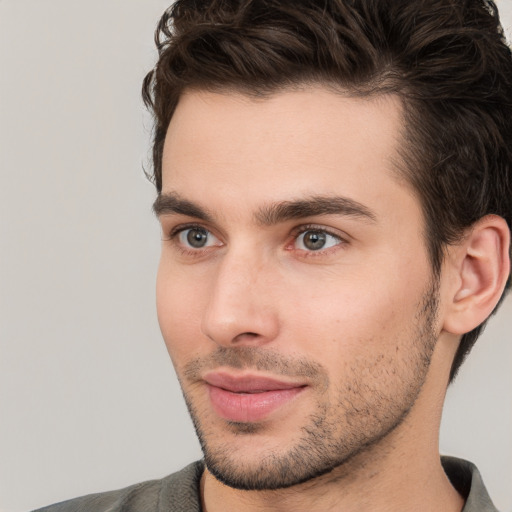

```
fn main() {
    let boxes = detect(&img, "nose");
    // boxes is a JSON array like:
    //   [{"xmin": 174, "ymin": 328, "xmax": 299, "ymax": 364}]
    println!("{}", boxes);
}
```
[{"xmin": 201, "ymin": 249, "xmax": 280, "ymax": 347}]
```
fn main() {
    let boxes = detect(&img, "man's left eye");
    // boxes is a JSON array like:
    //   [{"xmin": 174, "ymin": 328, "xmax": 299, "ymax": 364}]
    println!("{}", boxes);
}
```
[{"xmin": 294, "ymin": 230, "xmax": 341, "ymax": 251}]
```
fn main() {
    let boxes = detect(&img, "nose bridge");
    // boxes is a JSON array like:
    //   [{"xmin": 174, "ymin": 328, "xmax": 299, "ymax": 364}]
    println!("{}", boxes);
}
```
[{"xmin": 201, "ymin": 243, "xmax": 279, "ymax": 346}]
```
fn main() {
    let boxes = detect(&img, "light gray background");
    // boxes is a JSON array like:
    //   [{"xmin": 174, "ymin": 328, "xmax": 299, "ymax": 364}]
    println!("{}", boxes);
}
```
[{"xmin": 0, "ymin": 1, "xmax": 511, "ymax": 511}]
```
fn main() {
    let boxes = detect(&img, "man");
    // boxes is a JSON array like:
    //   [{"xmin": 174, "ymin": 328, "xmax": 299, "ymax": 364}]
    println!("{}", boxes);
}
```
[{"xmin": 36, "ymin": 0, "xmax": 511, "ymax": 510}]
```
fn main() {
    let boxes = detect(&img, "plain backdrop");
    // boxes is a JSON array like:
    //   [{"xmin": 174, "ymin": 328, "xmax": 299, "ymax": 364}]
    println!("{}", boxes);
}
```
[{"xmin": 1, "ymin": 1, "xmax": 511, "ymax": 511}]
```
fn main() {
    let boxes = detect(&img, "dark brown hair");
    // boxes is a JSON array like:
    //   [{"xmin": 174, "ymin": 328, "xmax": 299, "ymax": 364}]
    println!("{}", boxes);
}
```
[{"xmin": 142, "ymin": 0, "xmax": 512, "ymax": 381}]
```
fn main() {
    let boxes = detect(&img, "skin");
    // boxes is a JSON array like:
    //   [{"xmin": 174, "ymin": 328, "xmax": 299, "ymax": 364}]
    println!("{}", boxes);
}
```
[{"xmin": 155, "ymin": 87, "xmax": 477, "ymax": 511}]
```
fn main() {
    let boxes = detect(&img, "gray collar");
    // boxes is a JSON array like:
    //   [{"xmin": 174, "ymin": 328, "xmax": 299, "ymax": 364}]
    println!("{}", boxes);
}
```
[
  {"xmin": 441, "ymin": 456, "xmax": 498, "ymax": 512},
  {"xmin": 161, "ymin": 457, "xmax": 498, "ymax": 512}
]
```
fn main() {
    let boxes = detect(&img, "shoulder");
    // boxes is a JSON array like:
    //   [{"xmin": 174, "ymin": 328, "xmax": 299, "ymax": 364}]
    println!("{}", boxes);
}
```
[
  {"xmin": 441, "ymin": 456, "xmax": 499, "ymax": 512},
  {"xmin": 32, "ymin": 461, "xmax": 205, "ymax": 512}
]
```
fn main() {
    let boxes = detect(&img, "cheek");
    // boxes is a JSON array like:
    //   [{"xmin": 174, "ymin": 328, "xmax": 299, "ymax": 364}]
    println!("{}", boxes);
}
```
[
  {"xmin": 156, "ymin": 261, "xmax": 207, "ymax": 365},
  {"xmin": 283, "ymin": 260, "xmax": 428, "ymax": 359}
]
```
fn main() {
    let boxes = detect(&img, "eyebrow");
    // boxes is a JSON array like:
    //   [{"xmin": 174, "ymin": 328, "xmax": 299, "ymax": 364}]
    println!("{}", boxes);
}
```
[
  {"xmin": 254, "ymin": 195, "xmax": 377, "ymax": 225},
  {"xmin": 153, "ymin": 192, "xmax": 214, "ymax": 222},
  {"xmin": 153, "ymin": 192, "xmax": 377, "ymax": 225}
]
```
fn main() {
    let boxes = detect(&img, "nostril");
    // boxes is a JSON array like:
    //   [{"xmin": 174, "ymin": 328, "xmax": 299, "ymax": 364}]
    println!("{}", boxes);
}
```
[{"xmin": 233, "ymin": 332, "xmax": 260, "ymax": 342}]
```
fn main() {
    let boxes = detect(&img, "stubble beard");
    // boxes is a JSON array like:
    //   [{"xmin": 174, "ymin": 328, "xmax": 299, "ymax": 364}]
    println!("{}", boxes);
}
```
[{"xmin": 179, "ymin": 280, "xmax": 440, "ymax": 491}]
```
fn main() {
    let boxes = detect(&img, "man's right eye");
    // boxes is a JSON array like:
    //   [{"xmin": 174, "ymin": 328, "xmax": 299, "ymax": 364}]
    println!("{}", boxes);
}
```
[{"xmin": 176, "ymin": 227, "xmax": 220, "ymax": 249}]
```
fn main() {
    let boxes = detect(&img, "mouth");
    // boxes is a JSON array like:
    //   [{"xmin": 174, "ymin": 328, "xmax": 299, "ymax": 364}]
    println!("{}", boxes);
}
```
[{"xmin": 203, "ymin": 371, "xmax": 307, "ymax": 423}]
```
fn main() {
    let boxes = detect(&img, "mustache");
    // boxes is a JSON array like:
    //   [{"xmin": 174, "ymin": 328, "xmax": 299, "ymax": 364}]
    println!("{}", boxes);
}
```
[{"xmin": 182, "ymin": 346, "xmax": 328, "ymax": 384}]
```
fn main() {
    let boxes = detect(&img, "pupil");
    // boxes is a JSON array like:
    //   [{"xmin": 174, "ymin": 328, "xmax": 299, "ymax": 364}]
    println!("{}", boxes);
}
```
[
  {"xmin": 187, "ymin": 229, "xmax": 207, "ymax": 248},
  {"xmin": 304, "ymin": 231, "xmax": 326, "ymax": 250}
]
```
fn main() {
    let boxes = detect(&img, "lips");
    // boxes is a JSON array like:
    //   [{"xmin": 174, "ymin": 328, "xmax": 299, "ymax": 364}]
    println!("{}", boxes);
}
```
[{"xmin": 203, "ymin": 372, "xmax": 306, "ymax": 423}]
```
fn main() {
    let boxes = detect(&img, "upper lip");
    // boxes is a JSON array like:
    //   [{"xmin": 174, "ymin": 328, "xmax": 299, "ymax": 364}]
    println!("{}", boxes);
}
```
[{"xmin": 203, "ymin": 371, "xmax": 306, "ymax": 393}]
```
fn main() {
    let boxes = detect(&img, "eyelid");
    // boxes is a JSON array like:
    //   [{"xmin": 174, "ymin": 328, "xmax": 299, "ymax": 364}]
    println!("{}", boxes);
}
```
[
  {"xmin": 163, "ymin": 222, "xmax": 223, "ymax": 259},
  {"xmin": 287, "ymin": 224, "xmax": 349, "ymax": 254},
  {"xmin": 290, "ymin": 224, "xmax": 348, "ymax": 241},
  {"xmin": 163, "ymin": 221, "xmax": 217, "ymax": 240},
  {"xmin": 167, "ymin": 222, "xmax": 206, "ymax": 240}
]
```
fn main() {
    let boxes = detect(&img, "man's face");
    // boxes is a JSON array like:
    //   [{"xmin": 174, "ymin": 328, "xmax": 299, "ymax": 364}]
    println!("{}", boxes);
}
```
[{"xmin": 156, "ymin": 87, "xmax": 440, "ymax": 490}]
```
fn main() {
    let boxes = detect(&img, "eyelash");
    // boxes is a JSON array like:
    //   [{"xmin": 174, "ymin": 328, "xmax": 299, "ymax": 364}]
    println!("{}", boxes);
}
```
[
  {"xmin": 288, "ymin": 224, "xmax": 347, "ymax": 257},
  {"xmin": 166, "ymin": 223, "xmax": 220, "ymax": 257},
  {"xmin": 165, "ymin": 223, "xmax": 347, "ymax": 258}
]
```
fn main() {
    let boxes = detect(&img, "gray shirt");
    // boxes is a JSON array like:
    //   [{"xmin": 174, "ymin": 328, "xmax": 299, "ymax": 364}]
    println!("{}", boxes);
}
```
[{"xmin": 33, "ymin": 456, "xmax": 498, "ymax": 512}]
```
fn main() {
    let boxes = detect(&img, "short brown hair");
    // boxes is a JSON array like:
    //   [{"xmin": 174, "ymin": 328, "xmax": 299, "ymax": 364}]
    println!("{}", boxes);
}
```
[{"xmin": 142, "ymin": 0, "xmax": 512, "ymax": 381}]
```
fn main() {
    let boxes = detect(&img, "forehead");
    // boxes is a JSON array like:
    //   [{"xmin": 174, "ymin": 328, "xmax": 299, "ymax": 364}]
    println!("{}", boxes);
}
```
[{"xmin": 161, "ymin": 87, "xmax": 414, "ymax": 223}]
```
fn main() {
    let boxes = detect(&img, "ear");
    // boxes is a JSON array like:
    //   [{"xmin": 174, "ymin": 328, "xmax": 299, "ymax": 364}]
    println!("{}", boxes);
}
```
[{"xmin": 442, "ymin": 215, "xmax": 510, "ymax": 335}]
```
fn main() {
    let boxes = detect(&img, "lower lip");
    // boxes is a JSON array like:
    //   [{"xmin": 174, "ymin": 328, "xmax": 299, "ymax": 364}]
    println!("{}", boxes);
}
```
[{"xmin": 207, "ymin": 385, "xmax": 305, "ymax": 423}]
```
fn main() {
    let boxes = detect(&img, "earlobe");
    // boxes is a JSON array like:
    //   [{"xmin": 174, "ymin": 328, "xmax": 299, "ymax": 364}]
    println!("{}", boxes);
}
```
[{"xmin": 443, "ymin": 215, "xmax": 510, "ymax": 335}]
